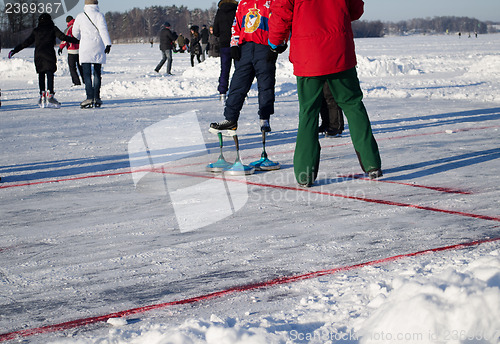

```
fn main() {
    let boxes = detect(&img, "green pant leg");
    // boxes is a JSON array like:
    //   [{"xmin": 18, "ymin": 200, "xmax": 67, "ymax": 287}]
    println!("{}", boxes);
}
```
[
  {"xmin": 327, "ymin": 68, "xmax": 381, "ymax": 172},
  {"xmin": 295, "ymin": 76, "xmax": 323, "ymax": 185}
]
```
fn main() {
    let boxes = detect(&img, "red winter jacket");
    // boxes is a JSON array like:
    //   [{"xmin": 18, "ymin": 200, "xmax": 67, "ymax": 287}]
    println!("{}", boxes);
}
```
[
  {"xmin": 269, "ymin": 0, "xmax": 364, "ymax": 77},
  {"xmin": 59, "ymin": 19, "xmax": 80, "ymax": 53},
  {"xmin": 230, "ymin": 0, "xmax": 274, "ymax": 47}
]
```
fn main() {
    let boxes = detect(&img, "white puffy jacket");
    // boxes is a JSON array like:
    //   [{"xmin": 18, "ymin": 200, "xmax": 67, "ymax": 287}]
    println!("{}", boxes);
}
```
[{"xmin": 72, "ymin": 5, "xmax": 112, "ymax": 64}]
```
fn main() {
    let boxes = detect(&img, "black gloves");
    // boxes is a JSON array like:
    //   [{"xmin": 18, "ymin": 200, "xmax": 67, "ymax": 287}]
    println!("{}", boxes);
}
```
[
  {"xmin": 105, "ymin": 45, "xmax": 111, "ymax": 54},
  {"xmin": 230, "ymin": 46, "xmax": 240, "ymax": 61},
  {"xmin": 267, "ymin": 43, "xmax": 288, "ymax": 62},
  {"xmin": 58, "ymin": 47, "xmax": 63, "ymax": 56}
]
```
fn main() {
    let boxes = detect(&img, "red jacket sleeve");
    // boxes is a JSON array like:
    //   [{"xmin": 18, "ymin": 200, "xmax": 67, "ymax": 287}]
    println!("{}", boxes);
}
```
[
  {"xmin": 268, "ymin": 0, "xmax": 293, "ymax": 46},
  {"xmin": 347, "ymin": 0, "xmax": 364, "ymax": 21}
]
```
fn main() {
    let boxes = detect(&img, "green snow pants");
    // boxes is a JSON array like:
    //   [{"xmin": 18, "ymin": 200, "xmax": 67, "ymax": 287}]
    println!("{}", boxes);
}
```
[{"xmin": 294, "ymin": 67, "xmax": 381, "ymax": 185}]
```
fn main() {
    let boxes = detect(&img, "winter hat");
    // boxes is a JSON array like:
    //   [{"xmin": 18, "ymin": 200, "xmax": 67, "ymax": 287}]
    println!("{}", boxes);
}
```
[
  {"xmin": 164, "ymin": 21, "xmax": 171, "ymax": 27},
  {"xmin": 66, "ymin": 15, "xmax": 73, "ymax": 23},
  {"xmin": 38, "ymin": 13, "xmax": 54, "ymax": 26},
  {"xmin": 85, "ymin": 0, "xmax": 98, "ymax": 4}
]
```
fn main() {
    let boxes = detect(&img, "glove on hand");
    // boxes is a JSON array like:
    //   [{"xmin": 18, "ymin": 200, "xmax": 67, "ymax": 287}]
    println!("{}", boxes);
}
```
[
  {"xmin": 266, "ymin": 43, "xmax": 287, "ymax": 62},
  {"xmin": 230, "ymin": 46, "xmax": 240, "ymax": 61},
  {"xmin": 105, "ymin": 45, "xmax": 111, "ymax": 54},
  {"xmin": 58, "ymin": 48, "xmax": 63, "ymax": 56}
]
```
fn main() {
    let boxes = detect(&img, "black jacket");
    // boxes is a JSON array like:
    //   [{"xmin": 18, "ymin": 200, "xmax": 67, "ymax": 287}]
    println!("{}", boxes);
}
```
[
  {"xmin": 12, "ymin": 15, "xmax": 78, "ymax": 73},
  {"xmin": 200, "ymin": 27, "xmax": 209, "ymax": 44},
  {"xmin": 159, "ymin": 27, "xmax": 177, "ymax": 51},
  {"xmin": 213, "ymin": 0, "xmax": 238, "ymax": 48}
]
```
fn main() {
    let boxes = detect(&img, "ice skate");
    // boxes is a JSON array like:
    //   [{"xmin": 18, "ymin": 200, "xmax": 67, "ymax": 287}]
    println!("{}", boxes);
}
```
[
  {"xmin": 38, "ymin": 92, "xmax": 47, "ymax": 108},
  {"xmin": 80, "ymin": 99, "xmax": 93, "ymax": 109},
  {"xmin": 209, "ymin": 120, "xmax": 238, "ymax": 136},
  {"xmin": 46, "ymin": 93, "xmax": 61, "ymax": 109},
  {"xmin": 260, "ymin": 119, "xmax": 271, "ymax": 133}
]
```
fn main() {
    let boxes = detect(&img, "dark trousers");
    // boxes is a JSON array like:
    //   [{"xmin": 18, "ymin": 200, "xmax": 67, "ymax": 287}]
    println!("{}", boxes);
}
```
[
  {"xmin": 68, "ymin": 53, "xmax": 83, "ymax": 85},
  {"xmin": 224, "ymin": 42, "xmax": 276, "ymax": 122},
  {"xmin": 38, "ymin": 72, "xmax": 54, "ymax": 94},
  {"xmin": 218, "ymin": 47, "xmax": 232, "ymax": 94},
  {"xmin": 295, "ymin": 68, "xmax": 381, "ymax": 185},
  {"xmin": 155, "ymin": 49, "xmax": 172, "ymax": 73},
  {"xmin": 190, "ymin": 53, "xmax": 201, "ymax": 67},
  {"xmin": 82, "ymin": 63, "xmax": 102, "ymax": 100},
  {"xmin": 320, "ymin": 82, "xmax": 344, "ymax": 132}
]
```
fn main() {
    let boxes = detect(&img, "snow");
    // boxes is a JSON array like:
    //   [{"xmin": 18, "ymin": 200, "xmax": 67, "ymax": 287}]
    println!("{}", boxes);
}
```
[{"xmin": 1, "ymin": 34, "xmax": 500, "ymax": 343}]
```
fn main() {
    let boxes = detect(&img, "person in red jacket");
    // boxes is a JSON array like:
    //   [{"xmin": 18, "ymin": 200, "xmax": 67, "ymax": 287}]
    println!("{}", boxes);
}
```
[
  {"xmin": 268, "ymin": 0, "xmax": 382, "ymax": 186},
  {"xmin": 58, "ymin": 16, "xmax": 84, "ymax": 86},
  {"xmin": 210, "ymin": 0, "xmax": 279, "ymax": 133}
]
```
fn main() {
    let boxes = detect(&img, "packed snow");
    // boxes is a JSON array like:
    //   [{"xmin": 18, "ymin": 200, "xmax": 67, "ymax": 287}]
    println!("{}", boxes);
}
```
[{"xmin": 1, "ymin": 34, "xmax": 500, "ymax": 343}]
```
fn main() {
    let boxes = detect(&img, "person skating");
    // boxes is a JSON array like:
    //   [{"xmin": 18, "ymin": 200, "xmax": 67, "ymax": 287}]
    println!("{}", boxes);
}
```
[
  {"xmin": 200, "ymin": 24, "xmax": 209, "ymax": 62},
  {"xmin": 213, "ymin": 0, "xmax": 238, "ymax": 101},
  {"xmin": 8, "ymin": 13, "xmax": 79, "ymax": 108},
  {"xmin": 154, "ymin": 21, "xmax": 176, "ymax": 75},
  {"xmin": 58, "ymin": 16, "xmax": 84, "ymax": 87},
  {"xmin": 269, "ymin": 0, "xmax": 382, "ymax": 185},
  {"xmin": 210, "ymin": 0, "xmax": 279, "ymax": 133},
  {"xmin": 189, "ymin": 26, "xmax": 202, "ymax": 67},
  {"xmin": 72, "ymin": 0, "xmax": 112, "ymax": 108}
]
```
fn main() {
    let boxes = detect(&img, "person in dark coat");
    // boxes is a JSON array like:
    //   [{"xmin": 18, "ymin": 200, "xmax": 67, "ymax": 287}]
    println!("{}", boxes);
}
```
[
  {"xmin": 154, "ymin": 21, "xmax": 177, "ymax": 75},
  {"xmin": 208, "ymin": 26, "xmax": 220, "ymax": 58},
  {"xmin": 189, "ymin": 25, "xmax": 202, "ymax": 67},
  {"xmin": 213, "ymin": 0, "xmax": 238, "ymax": 100},
  {"xmin": 9, "ymin": 13, "xmax": 79, "ymax": 107},
  {"xmin": 200, "ymin": 24, "xmax": 209, "ymax": 61}
]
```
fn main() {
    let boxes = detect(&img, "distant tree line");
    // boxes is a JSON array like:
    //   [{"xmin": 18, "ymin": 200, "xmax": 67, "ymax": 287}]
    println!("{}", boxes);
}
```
[
  {"xmin": 384, "ymin": 16, "xmax": 494, "ymax": 36},
  {"xmin": 1, "ymin": 2, "xmax": 499, "ymax": 48}
]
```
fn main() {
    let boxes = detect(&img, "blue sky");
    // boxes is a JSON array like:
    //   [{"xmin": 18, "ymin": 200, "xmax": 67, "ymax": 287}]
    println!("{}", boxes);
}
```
[{"xmin": 90, "ymin": 0, "xmax": 500, "ymax": 22}]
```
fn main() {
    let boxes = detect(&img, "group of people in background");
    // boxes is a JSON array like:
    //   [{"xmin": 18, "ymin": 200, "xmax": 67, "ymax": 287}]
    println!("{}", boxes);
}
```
[
  {"xmin": 153, "ymin": 22, "xmax": 222, "ymax": 73},
  {"xmin": 8, "ymin": 0, "xmax": 111, "ymax": 109}
]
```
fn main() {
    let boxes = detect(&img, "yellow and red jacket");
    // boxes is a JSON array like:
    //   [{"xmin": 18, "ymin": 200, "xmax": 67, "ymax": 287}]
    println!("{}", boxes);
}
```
[{"xmin": 230, "ymin": 0, "xmax": 274, "ymax": 47}]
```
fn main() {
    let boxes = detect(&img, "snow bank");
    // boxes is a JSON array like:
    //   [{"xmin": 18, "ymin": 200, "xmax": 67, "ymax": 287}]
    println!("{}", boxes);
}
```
[
  {"xmin": 465, "ymin": 55, "xmax": 500, "ymax": 78},
  {"xmin": 358, "ymin": 253, "xmax": 500, "ymax": 343},
  {"xmin": 357, "ymin": 56, "xmax": 421, "ymax": 77},
  {"xmin": 0, "ymin": 57, "xmax": 35, "ymax": 79}
]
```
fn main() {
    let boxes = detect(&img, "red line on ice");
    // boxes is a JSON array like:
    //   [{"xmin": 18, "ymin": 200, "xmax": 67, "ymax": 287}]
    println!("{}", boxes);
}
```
[
  {"xmin": 337, "ymin": 174, "xmax": 471, "ymax": 194},
  {"xmin": 1, "ymin": 124, "xmax": 498, "ymax": 192},
  {"xmin": 1, "ymin": 237, "xmax": 499, "ymax": 342}
]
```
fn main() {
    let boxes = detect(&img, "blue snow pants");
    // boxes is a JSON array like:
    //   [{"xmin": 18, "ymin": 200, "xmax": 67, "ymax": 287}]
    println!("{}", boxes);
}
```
[
  {"xmin": 217, "ymin": 47, "xmax": 232, "ymax": 94},
  {"xmin": 223, "ymin": 42, "xmax": 276, "ymax": 122}
]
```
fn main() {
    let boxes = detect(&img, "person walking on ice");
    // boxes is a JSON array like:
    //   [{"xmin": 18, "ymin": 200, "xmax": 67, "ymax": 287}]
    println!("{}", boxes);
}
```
[
  {"xmin": 58, "ymin": 16, "xmax": 85, "ymax": 87},
  {"xmin": 268, "ymin": 0, "xmax": 382, "ymax": 186},
  {"xmin": 154, "ymin": 21, "xmax": 176, "ymax": 75},
  {"xmin": 72, "ymin": 0, "xmax": 112, "ymax": 108}
]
